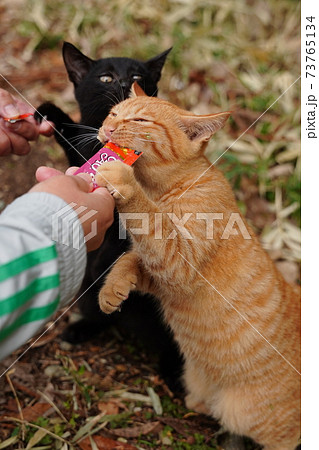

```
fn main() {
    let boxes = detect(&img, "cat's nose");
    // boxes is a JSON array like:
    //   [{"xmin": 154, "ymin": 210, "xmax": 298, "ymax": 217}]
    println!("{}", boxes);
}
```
[
  {"xmin": 120, "ymin": 79, "xmax": 129, "ymax": 88},
  {"xmin": 103, "ymin": 127, "xmax": 115, "ymax": 142}
]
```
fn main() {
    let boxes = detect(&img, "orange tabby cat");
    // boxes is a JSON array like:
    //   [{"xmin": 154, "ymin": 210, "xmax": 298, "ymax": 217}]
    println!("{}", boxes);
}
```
[{"xmin": 95, "ymin": 82, "xmax": 301, "ymax": 450}]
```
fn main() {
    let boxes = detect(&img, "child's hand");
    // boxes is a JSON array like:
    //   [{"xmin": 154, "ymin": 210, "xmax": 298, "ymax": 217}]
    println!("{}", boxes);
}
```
[
  {"xmin": 0, "ymin": 88, "xmax": 54, "ymax": 156},
  {"xmin": 30, "ymin": 166, "xmax": 115, "ymax": 252}
]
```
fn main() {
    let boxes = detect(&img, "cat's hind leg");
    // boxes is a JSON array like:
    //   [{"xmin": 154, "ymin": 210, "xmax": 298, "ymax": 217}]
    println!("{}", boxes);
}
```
[{"xmin": 183, "ymin": 358, "xmax": 215, "ymax": 415}]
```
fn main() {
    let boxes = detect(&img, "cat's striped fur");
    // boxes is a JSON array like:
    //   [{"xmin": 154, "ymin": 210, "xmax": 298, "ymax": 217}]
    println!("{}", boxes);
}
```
[{"xmin": 95, "ymin": 83, "xmax": 301, "ymax": 449}]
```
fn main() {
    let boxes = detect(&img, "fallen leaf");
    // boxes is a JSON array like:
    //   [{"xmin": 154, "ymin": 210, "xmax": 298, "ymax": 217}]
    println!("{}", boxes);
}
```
[
  {"xmin": 26, "ymin": 428, "xmax": 49, "ymax": 449},
  {"xmin": 111, "ymin": 421, "xmax": 160, "ymax": 438},
  {"xmin": 79, "ymin": 435, "xmax": 137, "ymax": 450},
  {"xmin": 98, "ymin": 401, "xmax": 119, "ymax": 415},
  {"xmin": 0, "ymin": 435, "xmax": 18, "ymax": 449},
  {"xmin": 21, "ymin": 402, "xmax": 52, "ymax": 422},
  {"xmin": 159, "ymin": 417, "xmax": 190, "ymax": 437}
]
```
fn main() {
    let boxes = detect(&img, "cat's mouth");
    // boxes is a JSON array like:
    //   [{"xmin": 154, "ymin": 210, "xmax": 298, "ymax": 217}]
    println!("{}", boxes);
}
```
[
  {"xmin": 98, "ymin": 135, "xmax": 123, "ymax": 150},
  {"xmin": 97, "ymin": 135, "xmax": 112, "ymax": 146},
  {"xmin": 97, "ymin": 129, "xmax": 117, "ymax": 146}
]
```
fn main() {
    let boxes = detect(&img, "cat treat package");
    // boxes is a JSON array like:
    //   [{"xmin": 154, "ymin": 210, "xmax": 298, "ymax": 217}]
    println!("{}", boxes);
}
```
[{"xmin": 74, "ymin": 142, "xmax": 143, "ymax": 188}]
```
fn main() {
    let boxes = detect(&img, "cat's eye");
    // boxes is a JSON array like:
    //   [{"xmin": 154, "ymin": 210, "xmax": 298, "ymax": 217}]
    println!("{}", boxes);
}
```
[
  {"xmin": 132, "ymin": 75, "xmax": 142, "ymax": 81},
  {"xmin": 109, "ymin": 112, "xmax": 117, "ymax": 118},
  {"xmin": 100, "ymin": 75, "xmax": 113, "ymax": 83},
  {"xmin": 133, "ymin": 118, "xmax": 148, "ymax": 122}
]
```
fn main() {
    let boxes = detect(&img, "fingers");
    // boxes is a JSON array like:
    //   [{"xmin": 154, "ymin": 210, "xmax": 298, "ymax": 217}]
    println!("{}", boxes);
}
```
[
  {"xmin": 0, "ymin": 89, "xmax": 20, "ymax": 118},
  {"xmin": 72, "ymin": 172, "xmax": 94, "ymax": 192},
  {"xmin": 65, "ymin": 166, "xmax": 80, "ymax": 176},
  {"xmin": 38, "ymin": 120, "xmax": 55, "ymax": 136},
  {"xmin": 3, "ymin": 119, "xmax": 38, "ymax": 141},
  {"xmin": 30, "ymin": 164, "xmax": 116, "ymax": 252},
  {"xmin": 35, "ymin": 166, "xmax": 64, "ymax": 182},
  {"xmin": 0, "ymin": 126, "xmax": 31, "ymax": 156},
  {"xmin": 93, "ymin": 187, "xmax": 116, "ymax": 205}
]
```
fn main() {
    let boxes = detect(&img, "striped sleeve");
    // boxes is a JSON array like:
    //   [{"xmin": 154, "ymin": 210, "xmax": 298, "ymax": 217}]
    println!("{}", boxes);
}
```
[{"xmin": 0, "ymin": 192, "xmax": 87, "ymax": 360}]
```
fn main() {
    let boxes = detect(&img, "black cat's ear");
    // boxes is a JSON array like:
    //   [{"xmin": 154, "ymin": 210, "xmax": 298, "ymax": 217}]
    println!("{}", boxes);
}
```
[
  {"xmin": 145, "ymin": 48, "xmax": 172, "ymax": 82},
  {"xmin": 179, "ymin": 111, "xmax": 231, "ymax": 143},
  {"xmin": 62, "ymin": 42, "xmax": 94, "ymax": 87},
  {"xmin": 130, "ymin": 82, "xmax": 147, "ymax": 98}
]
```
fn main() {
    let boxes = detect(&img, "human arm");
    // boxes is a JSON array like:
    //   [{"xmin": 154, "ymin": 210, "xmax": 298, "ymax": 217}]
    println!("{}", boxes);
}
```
[{"xmin": 0, "ymin": 168, "xmax": 115, "ymax": 360}]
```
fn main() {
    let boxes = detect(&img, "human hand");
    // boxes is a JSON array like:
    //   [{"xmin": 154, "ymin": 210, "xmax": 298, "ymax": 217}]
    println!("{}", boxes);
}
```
[
  {"xmin": 0, "ymin": 88, "xmax": 54, "ymax": 156},
  {"xmin": 30, "ymin": 166, "xmax": 115, "ymax": 252}
]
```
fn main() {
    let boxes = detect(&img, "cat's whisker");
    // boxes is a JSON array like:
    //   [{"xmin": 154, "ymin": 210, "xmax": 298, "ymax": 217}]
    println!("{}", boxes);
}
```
[
  {"xmin": 66, "ymin": 123, "xmax": 99, "ymax": 132},
  {"xmin": 112, "ymin": 79, "xmax": 125, "ymax": 103},
  {"xmin": 79, "ymin": 98, "xmax": 110, "ymax": 124},
  {"xmin": 92, "ymin": 139, "xmax": 103, "ymax": 152},
  {"xmin": 102, "ymin": 91, "xmax": 121, "ymax": 107},
  {"xmin": 68, "ymin": 132, "xmax": 98, "ymax": 144},
  {"xmin": 69, "ymin": 132, "xmax": 102, "ymax": 150}
]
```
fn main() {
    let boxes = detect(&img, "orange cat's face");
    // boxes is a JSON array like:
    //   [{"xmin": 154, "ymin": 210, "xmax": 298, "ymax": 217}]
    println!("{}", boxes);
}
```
[{"xmin": 98, "ymin": 82, "xmax": 230, "ymax": 169}]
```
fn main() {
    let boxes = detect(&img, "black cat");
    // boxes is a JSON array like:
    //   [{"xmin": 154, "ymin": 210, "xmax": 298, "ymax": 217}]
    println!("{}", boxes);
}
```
[
  {"xmin": 36, "ymin": 42, "xmax": 171, "ymax": 166},
  {"xmin": 36, "ymin": 42, "xmax": 184, "ymax": 392}
]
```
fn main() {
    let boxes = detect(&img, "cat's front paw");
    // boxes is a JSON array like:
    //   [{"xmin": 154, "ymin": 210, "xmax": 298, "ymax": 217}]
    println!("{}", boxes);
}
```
[
  {"xmin": 99, "ymin": 272, "xmax": 137, "ymax": 314},
  {"xmin": 95, "ymin": 160, "xmax": 136, "ymax": 202},
  {"xmin": 34, "ymin": 103, "xmax": 73, "ymax": 130}
]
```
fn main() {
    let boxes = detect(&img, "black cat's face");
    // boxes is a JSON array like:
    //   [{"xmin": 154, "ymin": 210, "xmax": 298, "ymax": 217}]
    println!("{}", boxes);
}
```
[{"xmin": 62, "ymin": 42, "xmax": 171, "ymax": 128}]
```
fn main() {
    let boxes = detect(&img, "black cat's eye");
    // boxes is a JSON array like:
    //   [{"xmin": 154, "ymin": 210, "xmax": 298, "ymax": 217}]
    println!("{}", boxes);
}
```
[
  {"xmin": 100, "ymin": 75, "xmax": 113, "ymax": 83},
  {"xmin": 132, "ymin": 74, "xmax": 142, "ymax": 81}
]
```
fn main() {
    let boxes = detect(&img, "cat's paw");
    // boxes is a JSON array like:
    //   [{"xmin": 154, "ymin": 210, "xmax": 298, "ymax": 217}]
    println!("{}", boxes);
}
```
[
  {"xmin": 185, "ymin": 394, "xmax": 209, "ymax": 415},
  {"xmin": 95, "ymin": 160, "xmax": 136, "ymax": 202},
  {"xmin": 35, "ymin": 103, "xmax": 73, "ymax": 130},
  {"xmin": 99, "ymin": 272, "xmax": 137, "ymax": 314}
]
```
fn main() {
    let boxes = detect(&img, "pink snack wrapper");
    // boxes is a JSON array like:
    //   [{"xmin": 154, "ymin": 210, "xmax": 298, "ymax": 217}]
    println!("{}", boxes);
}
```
[{"xmin": 74, "ymin": 143, "xmax": 143, "ymax": 188}]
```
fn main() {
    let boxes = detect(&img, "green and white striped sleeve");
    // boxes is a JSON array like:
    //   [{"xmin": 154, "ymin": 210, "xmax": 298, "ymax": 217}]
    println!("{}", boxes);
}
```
[{"xmin": 0, "ymin": 192, "xmax": 87, "ymax": 360}]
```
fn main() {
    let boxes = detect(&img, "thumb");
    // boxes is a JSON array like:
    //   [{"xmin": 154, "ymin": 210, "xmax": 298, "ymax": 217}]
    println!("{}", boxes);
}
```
[
  {"xmin": 92, "ymin": 186, "xmax": 115, "ymax": 204},
  {"xmin": 72, "ymin": 172, "xmax": 94, "ymax": 192},
  {"xmin": 36, "ymin": 166, "xmax": 63, "ymax": 182}
]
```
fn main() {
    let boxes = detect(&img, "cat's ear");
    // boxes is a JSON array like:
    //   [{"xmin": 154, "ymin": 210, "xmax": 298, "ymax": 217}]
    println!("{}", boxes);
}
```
[
  {"xmin": 62, "ymin": 42, "xmax": 94, "ymax": 87},
  {"xmin": 145, "ymin": 48, "xmax": 172, "ymax": 82},
  {"xmin": 179, "ymin": 112, "xmax": 231, "ymax": 143},
  {"xmin": 130, "ymin": 82, "xmax": 148, "ymax": 98}
]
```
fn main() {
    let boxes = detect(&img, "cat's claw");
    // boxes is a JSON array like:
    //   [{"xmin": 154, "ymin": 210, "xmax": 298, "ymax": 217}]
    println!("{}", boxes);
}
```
[
  {"xmin": 99, "ymin": 273, "xmax": 137, "ymax": 314},
  {"xmin": 95, "ymin": 160, "xmax": 136, "ymax": 202}
]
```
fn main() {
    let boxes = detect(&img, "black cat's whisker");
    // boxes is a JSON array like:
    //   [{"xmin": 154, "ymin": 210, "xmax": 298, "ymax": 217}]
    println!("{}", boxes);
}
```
[
  {"xmin": 113, "ymin": 79, "xmax": 126, "ymax": 103},
  {"xmin": 150, "ymin": 87, "xmax": 159, "ymax": 97},
  {"xmin": 102, "ymin": 91, "xmax": 121, "ymax": 107},
  {"xmin": 92, "ymin": 139, "xmax": 102, "ymax": 152},
  {"xmin": 79, "ymin": 98, "xmax": 111, "ymax": 125}
]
